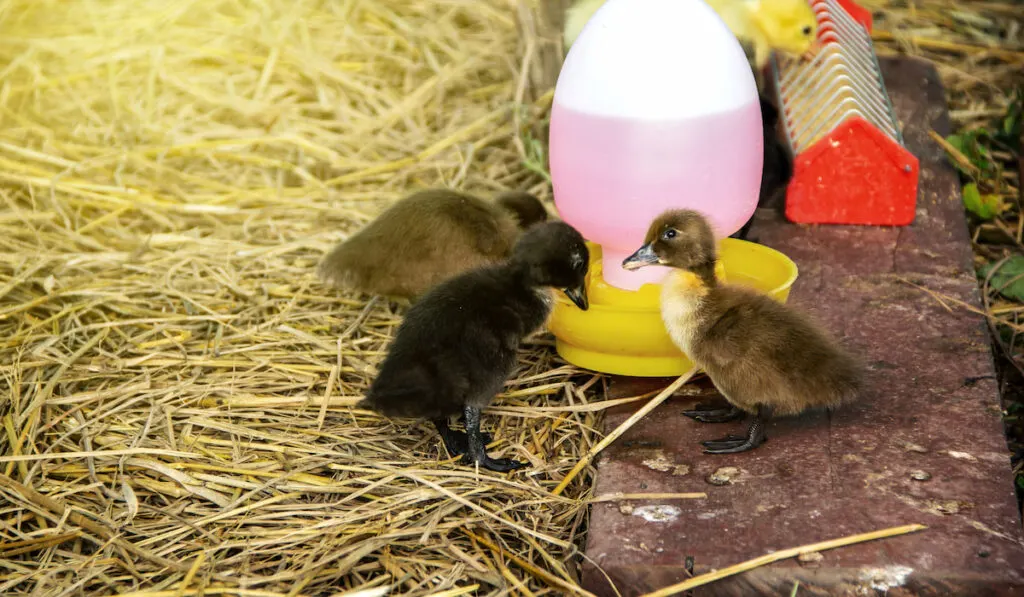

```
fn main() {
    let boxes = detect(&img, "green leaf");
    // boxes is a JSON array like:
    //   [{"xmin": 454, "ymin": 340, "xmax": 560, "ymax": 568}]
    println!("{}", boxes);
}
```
[
  {"xmin": 946, "ymin": 132, "xmax": 962, "ymax": 154},
  {"xmin": 945, "ymin": 130, "xmax": 995, "ymax": 175},
  {"xmin": 979, "ymin": 255, "xmax": 1024, "ymax": 302},
  {"xmin": 962, "ymin": 182, "xmax": 1005, "ymax": 220}
]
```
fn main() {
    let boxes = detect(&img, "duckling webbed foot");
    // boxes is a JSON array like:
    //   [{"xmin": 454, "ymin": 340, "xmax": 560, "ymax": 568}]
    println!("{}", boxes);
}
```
[
  {"xmin": 683, "ymin": 403, "xmax": 745, "ymax": 424},
  {"xmin": 702, "ymin": 405, "xmax": 773, "ymax": 454},
  {"xmin": 460, "ymin": 406, "xmax": 526, "ymax": 472},
  {"xmin": 432, "ymin": 418, "xmax": 492, "ymax": 458}
]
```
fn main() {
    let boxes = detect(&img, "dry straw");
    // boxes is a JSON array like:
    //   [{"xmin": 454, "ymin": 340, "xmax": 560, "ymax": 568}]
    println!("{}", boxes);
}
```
[
  {"xmin": 637, "ymin": 523, "xmax": 928, "ymax": 597},
  {"xmin": 0, "ymin": 0, "xmax": 1017, "ymax": 595},
  {"xmin": 0, "ymin": 0, "xmax": 648, "ymax": 594}
]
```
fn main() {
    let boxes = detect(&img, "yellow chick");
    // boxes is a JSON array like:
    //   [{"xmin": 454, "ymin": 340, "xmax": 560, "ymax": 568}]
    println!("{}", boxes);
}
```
[
  {"xmin": 622, "ymin": 209, "xmax": 863, "ymax": 454},
  {"xmin": 705, "ymin": 0, "xmax": 819, "ymax": 70},
  {"xmin": 562, "ymin": 0, "xmax": 818, "ymax": 73}
]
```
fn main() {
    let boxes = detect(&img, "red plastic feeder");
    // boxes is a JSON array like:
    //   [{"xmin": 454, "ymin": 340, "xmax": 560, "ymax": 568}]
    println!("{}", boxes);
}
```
[
  {"xmin": 836, "ymin": 0, "xmax": 873, "ymax": 32},
  {"xmin": 770, "ymin": 0, "xmax": 919, "ymax": 226}
]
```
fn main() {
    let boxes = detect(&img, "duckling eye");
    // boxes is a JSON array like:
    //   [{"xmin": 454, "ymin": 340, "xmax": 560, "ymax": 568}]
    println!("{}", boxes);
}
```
[
  {"xmin": 802, "ymin": 25, "xmax": 812, "ymax": 36},
  {"xmin": 662, "ymin": 228, "xmax": 678, "ymax": 241},
  {"xmin": 569, "ymin": 250, "xmax": 584, "ymax": 269}
]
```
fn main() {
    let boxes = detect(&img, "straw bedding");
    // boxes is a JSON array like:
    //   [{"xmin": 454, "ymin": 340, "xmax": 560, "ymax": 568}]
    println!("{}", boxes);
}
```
[
  {"xmin": 0, "ymin": 0, "xmax": 611, "ymax": 595},
  {"xmin": 1, "ymin": 0, "xmax": 1021, "ymax": 595}
]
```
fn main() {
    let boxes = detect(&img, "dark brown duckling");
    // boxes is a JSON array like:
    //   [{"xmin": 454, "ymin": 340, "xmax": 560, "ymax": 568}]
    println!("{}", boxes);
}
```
[
  {"xmin": 317, "ymin": 189, "xmax": 549, "ymax": 301},
  {"xmin": 358, "ymin": 221, "xmax": 590, "ymax": 471},
  {"xmin": 732, "ymin": 95, "xmax": 794, "ymax": 242},
  {"xmin": 623, "ymin": 209, "xmax": 862, "ymax": 454}
]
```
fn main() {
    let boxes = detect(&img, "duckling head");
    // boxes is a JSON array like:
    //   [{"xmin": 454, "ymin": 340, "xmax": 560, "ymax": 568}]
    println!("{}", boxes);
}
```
[
  {"xmin": 621, "ymin": 209, "xmax": 717, "ymax": 285},
  {"xmin": 751, "ymin": 0, "xmax": 819, "ymax": 58},
  {"xmin": 495, "ymin": 191, "xmax": 549, "ymax": 230},
  {"xmin": 511, "ymin": 221, "xmax": 590, "ymax": 311}
]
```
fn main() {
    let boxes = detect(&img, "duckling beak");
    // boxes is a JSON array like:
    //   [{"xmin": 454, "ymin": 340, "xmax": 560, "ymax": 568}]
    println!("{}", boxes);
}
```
[
  {"xmin": 803, "ymin": 42, "xmax": 820, "ymax": 61},
  {"xmin": 563, "ymin": 284, "xmax": 589, "ymax": 311},
  {"xmin": 622, "ymin": 243, "xmax": 659, "ymax": 270}
]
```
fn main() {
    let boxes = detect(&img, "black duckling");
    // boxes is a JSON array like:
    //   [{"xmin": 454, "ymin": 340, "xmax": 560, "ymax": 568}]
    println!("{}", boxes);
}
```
[
  {"xmin": 623, "ymin": 209, "xmax": 862, "ymax": 454},
  {"xmin": 357, "ymin": 221, "xmax": 590, "ymax": 471},
  {"xmin": 317, "ymin": 189, "xmax": 549, "ymax": 302},
  {"xmin": 732, "ymin": 96, "xmax": 794, "ymax": 242}
]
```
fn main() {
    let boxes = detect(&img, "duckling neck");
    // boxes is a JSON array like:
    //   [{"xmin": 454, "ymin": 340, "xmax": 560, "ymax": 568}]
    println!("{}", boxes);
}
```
[
  {"xmin": 507, "ymin": 262, "xmax": 536, "ymax": 287},
  {"xmin": 693, "ymin": 261, "xmax": 717, "ymax": 289},
  {"xmin": 502, "ymin": 262, "xmax": 555, "ymax": 328},
  {"xmin": 663, "ymin": 267, "xmax": 714, "ymax": 300},
  {"xmin": 505, "ymin": 262, "xmax": 554, "ymax": 300},
  {"xmin": 660, "ymin": 264, "xmax": 715, "ymax": 355},
  {"xmin": 660, "ymin": 261, "xmax": 717, "ymax": 314}
]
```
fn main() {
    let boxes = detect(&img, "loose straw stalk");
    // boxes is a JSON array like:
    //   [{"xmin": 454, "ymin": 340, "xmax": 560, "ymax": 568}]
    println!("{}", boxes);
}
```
[
  {"xmin": 637, "ymin": 523, "xmax": 928, "ymax": 597},
  {"xmin": 588, "ymin": 492, "xmax": 707, "ymax": 503},
  {"xmin": 466, "ymin": 531, "xmax": 597, "ymax": 597},
  {"xmin": 552, "ymin": 368, "xmax": 699, "ymax": 496}
]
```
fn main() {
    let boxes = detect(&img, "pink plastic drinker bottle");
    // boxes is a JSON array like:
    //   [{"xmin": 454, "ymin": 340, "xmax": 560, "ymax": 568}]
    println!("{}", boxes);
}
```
[{"xmin": 550, "ymin": 0, "xmax": 763, "ymax": 291}]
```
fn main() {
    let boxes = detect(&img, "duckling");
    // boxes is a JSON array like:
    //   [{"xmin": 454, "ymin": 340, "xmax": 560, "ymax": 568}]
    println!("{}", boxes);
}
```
[
  {"xmin": 358, "ymin": 221, "xmax": 590, "ymax": 471},
  {"xmin": 622, "ymin": 209, "xmax": 862, "ymax": 454},
  {"xmin": 705, "ymin": 0, "xmax": 819, "ymax": 74},
  {"xmin": 732, "ymin": 95, "xmax": 794, "ymax": 242},
  {"xmin": 317, "ymin": 189, "xmax": 549, "ymax": 302}
]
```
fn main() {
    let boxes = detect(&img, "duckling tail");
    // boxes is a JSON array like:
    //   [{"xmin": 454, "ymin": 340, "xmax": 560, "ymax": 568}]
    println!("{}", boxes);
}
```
[
  {"xmin": 354, "ymin": 396, "xmax": 393, "ymax": 418},
  {"xmin": 316, "ymin": 241, "xmax": 370, "ymax": 290},
  {"xmin": 830, "ymin": 350, "xmax": 866, "ymax": 406},
  {"xmin": 354, "ymin": 391, "xmax": 384, "ymax": 415},
  {"xmin": 358, "ymin": 376, "xmax": 438, "ymax": 419}
]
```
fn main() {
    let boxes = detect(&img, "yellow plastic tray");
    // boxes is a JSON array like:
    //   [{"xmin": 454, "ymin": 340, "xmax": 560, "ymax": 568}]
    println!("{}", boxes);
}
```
[{"xmin": 548, "ymin": 238, "xmax": 799, "ymax": 377}]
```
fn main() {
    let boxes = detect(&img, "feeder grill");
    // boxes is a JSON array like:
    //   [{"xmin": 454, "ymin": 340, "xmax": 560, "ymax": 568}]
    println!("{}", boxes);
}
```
[{"xmin": 769, "ymin": 0, "xmax": 920, "ymax": 227}]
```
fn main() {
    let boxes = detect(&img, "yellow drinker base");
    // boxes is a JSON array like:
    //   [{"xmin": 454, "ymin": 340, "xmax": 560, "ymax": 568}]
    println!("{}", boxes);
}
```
[{"xmin": 548, "ymin": 238, "xmax": 799, "ymax": 377}]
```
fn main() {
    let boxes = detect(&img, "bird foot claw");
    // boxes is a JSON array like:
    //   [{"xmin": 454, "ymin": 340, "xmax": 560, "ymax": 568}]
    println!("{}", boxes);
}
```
[
  {"xmin": 683, "ymin": 404, "xmax": 744, "ymax": 424},
  {"xmin": 702, "ymin": 434, "xmax": 765, "ymax": 454}
]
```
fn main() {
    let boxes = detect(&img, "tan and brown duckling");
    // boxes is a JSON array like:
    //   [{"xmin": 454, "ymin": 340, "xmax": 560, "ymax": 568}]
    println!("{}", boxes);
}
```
[
  {"xmin": 358, "ymin": 221, "xmax": 590, "ymax": 472},
  {"xmin": 622, "ymin": 209, "xmax": 862, "ymax": 454},
  {"xmin": 317, "ymin": 189, "xmax": 549, "ymax": 302}
]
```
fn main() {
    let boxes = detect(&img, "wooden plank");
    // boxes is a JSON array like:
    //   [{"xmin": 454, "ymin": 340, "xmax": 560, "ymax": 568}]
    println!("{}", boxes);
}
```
[{"xmin": 579, "ymin": 57, "xmax": 1024, "ymax": 596}]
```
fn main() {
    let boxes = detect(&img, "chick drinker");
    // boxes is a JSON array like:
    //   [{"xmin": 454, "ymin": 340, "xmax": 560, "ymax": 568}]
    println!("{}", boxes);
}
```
[
  {"xmin": 549, "ymin": 0, "xmax": 762, "ymax": 290},
  {"xmin": 547, "ymin": 0, "xmax": 799, "ymax": 377}
]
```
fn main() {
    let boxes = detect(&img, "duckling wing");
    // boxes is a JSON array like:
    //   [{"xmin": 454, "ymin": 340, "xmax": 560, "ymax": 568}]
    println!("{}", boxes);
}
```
[
  {"xmin": 364, "ymin": 273, "xmax": 529, "ymax": 418},
  {"xmin": 696, "ymin": 289, "xmax": 862, "ymax": 415},
  {"xmin": 695, "ymin": 289, "xmax": 812, "ymax": 368},
  {"xmin": 317, "ymin": 204, "xmax": 507, "ymax": 298},
  {"xmin": 435, "ymin": 201, "xmax": 518, "ymax": 259},
  {"xmin": 696, "ymin": 300, "xmax": 763, "ymax": 367}
]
